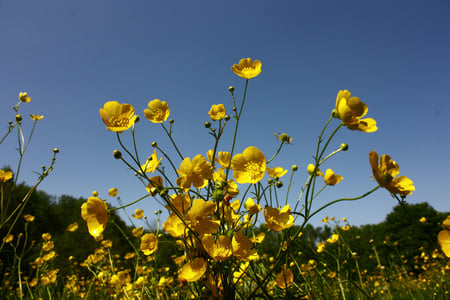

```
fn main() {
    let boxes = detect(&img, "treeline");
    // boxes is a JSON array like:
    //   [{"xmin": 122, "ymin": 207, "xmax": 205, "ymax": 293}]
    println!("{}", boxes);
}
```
[{"xmin": 1, "ymin": 181, "xmax": 447, "ymax": 280}]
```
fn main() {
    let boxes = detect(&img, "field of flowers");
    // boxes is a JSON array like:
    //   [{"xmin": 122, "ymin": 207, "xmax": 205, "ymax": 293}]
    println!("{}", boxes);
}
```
[{"xmin": 1, "ymin": 58, "xmax": 449, "ymax": 299}]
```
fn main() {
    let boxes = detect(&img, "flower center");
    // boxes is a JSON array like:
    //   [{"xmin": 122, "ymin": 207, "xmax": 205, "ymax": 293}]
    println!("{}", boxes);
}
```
[
  {"xmin": 245, "ymin": 162, "xmax": 263, "ymax": 180},
  {"xmin": 110, "ymin": 117, "xmax": 129, "ymax": 128}
]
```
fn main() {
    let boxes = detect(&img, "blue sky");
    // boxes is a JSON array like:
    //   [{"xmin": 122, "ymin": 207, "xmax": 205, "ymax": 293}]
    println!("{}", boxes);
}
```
[{"xmin": 1, "ymin": 0, "xmax": 449, "ymax": 228}]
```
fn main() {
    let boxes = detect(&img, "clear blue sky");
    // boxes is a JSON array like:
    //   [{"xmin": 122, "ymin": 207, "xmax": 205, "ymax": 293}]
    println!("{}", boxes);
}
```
[{"xmin": 1, "ymin": 0, "xmax": 449, "ymax": 228}]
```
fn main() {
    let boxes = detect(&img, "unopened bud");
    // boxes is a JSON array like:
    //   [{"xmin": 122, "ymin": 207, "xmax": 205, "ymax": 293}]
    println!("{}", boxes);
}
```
[
  {"xmin": 53, "ymin": 148, "xmax": 59, "ymax": 153},
  {"xmin": 276, "ymin": 181, "xmax": 283, "ymax": 188},
  {"xmin": 224, "ymin": 115, "xmax": 230, "ymax": 121},
  {"xmin": 113, "ymin": 150, "xmax": 122, "ymax": 159},
  {"xmin": 169, "ymin": 119, "xmax": 174, "ymax": 124},
  {"xmin": 15, "ymin": 114, "xmax": 22, "ymax": 122},
  {"xmin": 134, "ymin": 115, "xmax": 140, "ymax": 123},
  {"xmin": 228, "ymin": 86, "xmax": 235, "ymax": 93},
  {"xmin": 204, "ymin": 121, "xmax": 211, "ymax": 128},
  {"xmin": 152, "ymin": 141, "xmax": 157, "ymax": 147},
  {"xmin": 340, "ymin": 143, "xmax": 348, "ymax": 151},
  {"xmin": 291, "ymin": 165, "xmax": 298, "ymax": 171},
  {"xmin": 331, "ymin": 109, "xmax": 338, "ymax": 118}
]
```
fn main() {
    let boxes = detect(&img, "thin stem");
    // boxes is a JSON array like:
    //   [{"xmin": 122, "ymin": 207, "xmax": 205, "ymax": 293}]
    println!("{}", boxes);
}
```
[{"xmin": 160, "ymin": 123, "xmax": 184, "ymax": 160}]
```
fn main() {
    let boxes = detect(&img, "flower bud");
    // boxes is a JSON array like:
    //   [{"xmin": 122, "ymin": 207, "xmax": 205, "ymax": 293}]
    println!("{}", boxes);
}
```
[
  {"xmin": 268, "ymin": 179, "xmax": 274, "ymax": 185},
  {"xmin": 340, "ymin": 143, "xmax": 349, "ymax": 151},
  {"xmin": 15, "ymin": 114, "xmax": 22, "ymax": 122},
  {"xmin": 228, "ymin": 86, "xmax": 235, "ymax": 93},
  {"xmin": 331, "ymin": 109, "xmax": 338, "ymax": 118},
  {"xmin": 291, "ymin": 165, "xmax": 298, "ymax": 171},
  {"xmin": 113, "ymin": 150, "xmax": 122, "ymax": 159},
  {"xmin": 152, "ymin": 142, "xmax": 157, "ymax": 148},
  {"xmin": 134, "ymin": 115, "xmax": 140, "ymax": 123},
  {"xmin": 204, "ymin": 121, "xmax": 211, "ymax": 128},
  {"xmin": 53, "ymin": 148, "xmax": 59, "ymax": 153},
  {"xmin": 159, "ymin": 189, "xmax": 168, "ymax": 197},
  {"xmin": 276, "ymin": 181, "xmax": 283, "ymax": 188},
  {"xmin": 224, "ymin": 115, "xmax": 230, "ymax": 121},
  {"xmin": 169, "ymin": 119, "xmax": 174, "ymax": 124}
]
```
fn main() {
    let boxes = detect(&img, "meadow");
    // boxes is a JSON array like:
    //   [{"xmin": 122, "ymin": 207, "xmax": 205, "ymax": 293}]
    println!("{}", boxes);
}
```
[{"xmin": 1, "ymin": 58, "xmax": 449, "ymax": 299}]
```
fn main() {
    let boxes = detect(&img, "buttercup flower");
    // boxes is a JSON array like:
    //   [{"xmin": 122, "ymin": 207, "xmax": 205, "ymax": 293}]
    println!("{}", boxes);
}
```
[
  {"xmin": 264, "ymin": 205, "xmax": 294, "ymax": 233},
  {"xmin": 244, "ymin": 197, "xmax": 261, "ymax": 215},
  {"xmin": 99, "ymin": 101, "xmax": 137, "ymax": 132},
  {"xmin": 30, "ymin": 114, "xmax": 44, "ymax": 121},
  {"xmin": 334, "ymin": 90, "xmax": 377, "ymax": 132},
  {"xmin": 176, "ymin": 155, "xmax": 214, "ymax": 191},
  {"xmin": 307, "ymin": 164, "xmax": 323, "ymax": 177},
  {"xmin": 0, "ymin": 170, "xmax": 13, "ymax": 182},
  {"xmin": 146, "ymin": 176, "xmax": 164, "ymax": 196},
  {"xmin": 275, "ymin": 268, "xmax": 293, "ymax": 289},
  {"xmin": 81, "ymin": 197, "xmax": 109, "ymax": 238},
  {"xmin": 232, "ymin": 231, "xmax": 259, "ymax": 261},
  {"xmin": 202, "ymin": 235, "xmax": 232, "ymax": 262},
  {"xmin": 132, "ymin": 209, "xmax": 144, "ymax": 219},
  {"xmin": 108, "ymin": 187, "xmax": 118, "ymax": 197},
  {"xmin": 266, "ymin": 167, "xmax": 288, "ymax": 178},
  {"xmin": 323, "ymin": 169, "xmax": 343, "ymax": 186},
  {"xmin": 140, "ymin": 233, "xmax": 158, "ymax": 255},
  {"xmin": 438, "ymin": 230, "xmax": 450, "ymax": 257},
  {"xmin": 208, "ymin": 104, "xmax": 226, "ymax": 121},
  {"xmin": 67, "ymin": 222, "xmax": 78, "ymax": 232},
  {"xmin": 231, "ymin": 146, "xmax": 266, "ymax": 184},
  {"xmin": 317, "ymin": 242, "xmax": 326, "ymax": 253},
  {"xmin": 231, "ymin": 58, "xmax": 262, "ymax": 79},
  {"xmin": 326, "ymin": 234, "xmax": 339, "ymax": 244},
  {"xmin": 24, "ymin": 214, "xmax": 35, "ymax": 222},
  {"xmin": 144, "ymin": 99, "xmax": 170, "ymax": 123},
  {"xmin": 141, "ymin": 150, "xmax": 162, "ymax": 173},
  {"xmin": 19, "ymin": 92, "xmax": 31, "ymax": 103},
  {"xmin": 178, "ymin": 258, "xmax": 207, "ymax": 282},
  {"xmin": 207, "ymin": 150, "xmax": 231, "ymax": 171},
  {"xmin": 369, "ymin": 151, "xmax": 415, "ymax": 196}
]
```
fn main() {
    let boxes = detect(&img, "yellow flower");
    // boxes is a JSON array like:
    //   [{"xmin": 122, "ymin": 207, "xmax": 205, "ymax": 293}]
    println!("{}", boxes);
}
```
[
  {"xmin": 132, "ymin": 227, "xmax": 144, "ymax": 237},
  {"xmin": 42, "ymin": 233, "xmax": 52, "ymax": 241},
  {"xmin": 443, "ymin": 216, "xmax": 450, "ymax": 229},
  {"xmin": 178, "ymin": 258, "xmax": 207, "ymax": 282},
  {"xmin": 176, "ymin": 155, "xmax": 214, "ymax": 191},
  {"xmin": 250, "ymin": 232, "xmax": 265, "ymax": 244},
  {"xmin": 81, "ymin": 197, "xmax": 108, "ymax": 238},
  {"xmin": 30, "ymin": 114, "xmax": 44, "ymax": 121},
  {"xmin": 101, "ymin": 240, "xmax": 112, "ymax": 248},
  {"xmin": 231, "ymin": 58, "xmax": 262, "ymax": 79},
  {"xmin": 99, "ymin": 101, "xmax": 137, "ymax": 132},
  {"xmin": 132, "ymin": 209, "xmax": 144, "ymax": 219},
  {"xmin": 141, "ymin": 150, "xmax": 162, "ymax": 173},
  {"xmin": 208, "ymin": 104, "xmax": 226, "ymax": 121},
  {"xmin": 341, "ymin": 225, "xmax": 351, "ymax": 231},
  {"xmin": 108, "ymin": 187, "xmax": 118, "ymax": 197},
  {"xmin": 19, "ymin": 92, "xmax": 31, "ymax": 103},
  {"xmin": 3, "ymin": 234, "xmax": 13, "ymax": 243},
  {"xmin": 144, "ymin": 99, "xmax": 170, "ymax": 123},
  {"xmin": 146, "ymin": 176, "xmax": 164, "ymax": 196},
  {"xmin": 307, "ymin": 164, "xmax": 323, "ymax": 176},
  {"xmin": 438, "ymin": 230, "xmax": 450, "ymax": 257},
  {"xmin": 369, "ymin": 151, "xmax": 415, "ymax": 196},
  {"xmin": 326, "ymin": 234, "xmax": 339, "ymax": 244},
  {"xmin": 419, "ymin": 217, "xmax": 427, "ymax": 223},
  {"xmin": 275, "ymin": 268, "xmax": 293, "ymax": 289},
  {"xmin": 264, "ymin": 205, "xmax": 294, "ymax": 233},
  {"xmin": 67, "ymin": 222, "xmax": 78, "ymax": 232},
  {"xmin": 0, "ymin": 170, "xmax": 13, "ymax": 182},
  {"xmin": 232, "ymin": 231, "xmax": 259, "ymax": 261},
  {"xmin": 334, "ymin": 90, "xmax": 377, "ymax": 132},
  {"xmin": 317, "ymin": 242, "xmax": 326, "ymax": 253},
  {"xmin": 212, "ymin": 169, "xmax": 239, "ymax": 196},
  {"xmin": 207, "ymin": 149, "xmax": 231, "ymax": 170},
  {"xmin": 266, "ymin": 167, "xmax": 288, "ymax": 178},
  {"xmin": 231, "ymin": 146, "xmax": 266, "ymax": 184},
  {"xmin": 244, "ymin": 198, "xmax": 261, "ymax": 215},
  {"xmin": 322, "ymin": 216, "xmax": 329, "ymax": 223},
  {"xmin": 24, "ymin": 214, "xmax": 35, "ymax": 222},
  {"xmin": 140, "ymin": 233, "xmax": 158, "ymax": 255},
  {"xmin": 202, "ymin": 235, "xmax": 232, "ymax": 262},
  {"xmin": 323, "ymin": 169, "xmax": 343, "ymax": 186}
]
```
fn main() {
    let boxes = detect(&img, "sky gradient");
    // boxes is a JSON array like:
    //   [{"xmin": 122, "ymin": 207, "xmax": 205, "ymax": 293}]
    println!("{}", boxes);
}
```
[{"xmin": 1, "ymin": 0, "xmax": 449, "ymax": 228}]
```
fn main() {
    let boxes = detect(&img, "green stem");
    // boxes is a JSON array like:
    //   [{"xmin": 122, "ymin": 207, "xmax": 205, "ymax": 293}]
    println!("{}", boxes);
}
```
[{"xmin": 160, "ymin": 123, "xmax": 184, "ymax": 160}]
